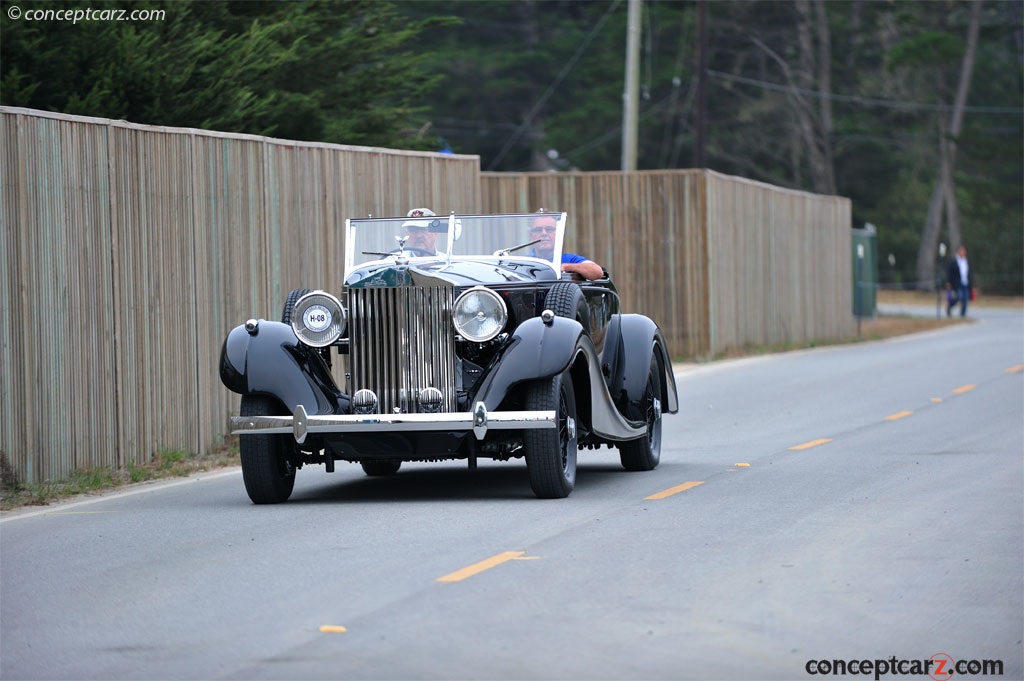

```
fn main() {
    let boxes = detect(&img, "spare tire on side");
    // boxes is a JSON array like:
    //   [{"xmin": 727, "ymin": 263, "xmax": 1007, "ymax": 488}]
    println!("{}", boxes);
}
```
[
  {"xmin": 281, "ymin": 288, "xmax": 314, "ymax": 324},
  {"xmin": 544, "ymin": 283, "xmax": 590, "ymax": 334}
]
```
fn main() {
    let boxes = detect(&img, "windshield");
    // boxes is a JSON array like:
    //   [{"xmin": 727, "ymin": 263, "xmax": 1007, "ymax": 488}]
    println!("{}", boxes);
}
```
[{"xmin": 344, "ymin": 212, "xmax": 567, "ymax": 279}]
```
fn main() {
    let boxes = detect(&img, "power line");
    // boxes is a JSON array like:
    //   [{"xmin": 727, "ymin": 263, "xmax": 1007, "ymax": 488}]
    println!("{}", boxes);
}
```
[
  {"xmin": 487, "ymin": 0, "xmax": 623, "ymax": 171},
  {"xmin": 428, "ymin": 116, "xmax": 522, "ymax": 132},
  {"xmin": 708, "ymin": 69, "xmax": 1023, "ymax": 115},
  {"xmin": 558, "ymin": 93, "xmax": 675, "ymax": 164}
]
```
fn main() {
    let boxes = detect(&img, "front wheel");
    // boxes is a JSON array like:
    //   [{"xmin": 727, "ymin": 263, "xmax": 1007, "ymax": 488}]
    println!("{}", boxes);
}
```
[
  {"xmin": 524, "ymin": 369, "xmax": 578, "ymax": 498},
  {"xmin": 618, "ymin": 353, "xmax": 664, "ymax": 471},
  {"xmin": 239, "ymin": 394, "xmax": 297, "ymax": 504}
]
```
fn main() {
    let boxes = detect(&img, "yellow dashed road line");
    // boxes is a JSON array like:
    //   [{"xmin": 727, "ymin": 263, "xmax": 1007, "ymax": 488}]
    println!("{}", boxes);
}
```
[
  {"xmin": 645, "ymin": 481, "xmax": 705, "ymax": 500},
  {"xmin": 437, "ymin": 551, "xmax": 538, "ymax": 583},
  {"xmin": 789, "ymin": 438, "xmax": 833, "ymax": 451}
]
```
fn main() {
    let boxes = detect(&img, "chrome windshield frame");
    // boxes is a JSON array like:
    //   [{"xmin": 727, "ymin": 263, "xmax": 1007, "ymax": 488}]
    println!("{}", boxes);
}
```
[{"xmin": 344, "ymin": 212, "xmax": 568, "ymax": 280}]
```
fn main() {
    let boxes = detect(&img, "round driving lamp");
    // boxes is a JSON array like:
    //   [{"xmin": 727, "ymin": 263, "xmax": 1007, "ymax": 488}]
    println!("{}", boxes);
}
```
[
  {"xmin": 452, "ymin": 287, "xmax": 507, "ymax": 342},
  {"xmin": 291, "ymin": 291, "xmax": 346, "ymax": 347}
]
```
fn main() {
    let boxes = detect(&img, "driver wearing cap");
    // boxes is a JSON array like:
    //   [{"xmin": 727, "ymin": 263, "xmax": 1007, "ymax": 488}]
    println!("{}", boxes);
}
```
[{"xmin": 402, "ymin": 207, "xmax": 443, "ymax": 255}]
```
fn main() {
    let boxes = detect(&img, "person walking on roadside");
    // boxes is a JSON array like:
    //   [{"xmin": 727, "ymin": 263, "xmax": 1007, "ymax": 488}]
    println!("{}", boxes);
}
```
[{"xmin": 945, "ymin": 244, "xmax": 974, "ymax": 317}]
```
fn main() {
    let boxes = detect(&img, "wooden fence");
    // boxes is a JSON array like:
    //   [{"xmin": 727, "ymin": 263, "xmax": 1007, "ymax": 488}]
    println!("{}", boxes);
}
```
[
  {"xmin": 1, "ymin": 107, "xmax": 480, "ymax": 483},
  {"xmin": 481, "ymin": 170, "xmax": 852, "ymax": 359},
  {"xmin": 1, "ymin": 107, "xmax": 851, "ymax": 483}
]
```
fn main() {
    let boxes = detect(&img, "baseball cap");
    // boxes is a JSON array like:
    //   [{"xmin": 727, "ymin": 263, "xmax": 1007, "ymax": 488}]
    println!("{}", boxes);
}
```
[{"xmin": 403, "ymin": 207, "xmax": 436, "ymax": 228}]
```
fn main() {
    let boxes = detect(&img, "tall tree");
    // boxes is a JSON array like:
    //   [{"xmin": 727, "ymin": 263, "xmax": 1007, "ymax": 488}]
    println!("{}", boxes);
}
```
[
  {"xmin": 402, "ymin": 0, "xmax": 693, "ymax": 171},
  {"xmin": 0, "ymin": 0, "xmax": 454, "ymax": 149},
  {"xmin": 705, "ymin": 0, "xmax": 839, "ymax": 192},
  {"xmin": 912, "ymin": 0, "xmax": 983, "ymax": 290}
]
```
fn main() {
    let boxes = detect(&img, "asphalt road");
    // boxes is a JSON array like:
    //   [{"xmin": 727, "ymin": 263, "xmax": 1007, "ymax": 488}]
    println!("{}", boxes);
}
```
[{"xmin": 3, "ymin": 308, "xmax": 1022, "ymax": 681}]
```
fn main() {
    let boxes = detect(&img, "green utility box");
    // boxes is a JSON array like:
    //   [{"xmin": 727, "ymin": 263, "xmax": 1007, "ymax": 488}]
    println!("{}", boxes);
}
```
[{"xmin": 852, "ymin": 223, "xmax": 877, "ymax": 318}]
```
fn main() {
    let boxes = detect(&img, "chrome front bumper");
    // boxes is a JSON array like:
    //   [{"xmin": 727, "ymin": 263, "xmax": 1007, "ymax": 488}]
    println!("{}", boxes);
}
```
[{"xmin": 230, "ymin": 402, "xmax": 556, "ymax": 444}]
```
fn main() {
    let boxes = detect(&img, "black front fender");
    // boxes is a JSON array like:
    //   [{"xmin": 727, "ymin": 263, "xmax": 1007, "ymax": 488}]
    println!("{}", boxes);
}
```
[
  {"xmin": 474, "ymin": 316, "xmax": 583, "ymax": 410},
  {"xmin": 219, "ymin": 320, "xmax": 343, "ymax": 415},
  {"xmin": 603, "ymin": 314, "xmax": 679, "ymax": 415}
]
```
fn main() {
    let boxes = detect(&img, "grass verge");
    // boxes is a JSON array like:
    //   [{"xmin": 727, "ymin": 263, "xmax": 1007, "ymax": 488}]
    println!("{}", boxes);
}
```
[{"xmin": 1, "ymin": 441, "xmax": 238, "ymax": 512}]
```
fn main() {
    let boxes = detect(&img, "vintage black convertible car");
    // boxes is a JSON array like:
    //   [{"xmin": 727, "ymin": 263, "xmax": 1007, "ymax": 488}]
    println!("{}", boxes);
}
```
[{"xmin": 220, "ymin": 211, "xmax": 678, "ymax": 503}]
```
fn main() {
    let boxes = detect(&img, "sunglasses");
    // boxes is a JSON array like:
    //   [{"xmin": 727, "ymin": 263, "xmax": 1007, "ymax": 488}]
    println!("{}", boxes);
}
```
[
  {"xmin": 406, "ymin": 225, "xmax": 428, "ymax": 233},
  {"xmin": 530, "ymin": 225, "xmax": 557, "ymax": 234}
]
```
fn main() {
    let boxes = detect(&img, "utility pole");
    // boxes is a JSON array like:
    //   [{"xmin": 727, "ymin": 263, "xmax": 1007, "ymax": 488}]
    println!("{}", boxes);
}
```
[
  {"xmin": 694, "ymin": 0, "xmax": 707, "ymax": 168},
  {"xmin": 621, "ymin": 0, "xmax": 641, "ymax": 171}
]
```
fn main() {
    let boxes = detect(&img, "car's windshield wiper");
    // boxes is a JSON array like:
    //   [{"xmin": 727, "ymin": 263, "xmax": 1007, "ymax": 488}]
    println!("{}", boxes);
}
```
[{"xmin": 493, "ymin": 239, "xmax": 542, "ymax": 257}]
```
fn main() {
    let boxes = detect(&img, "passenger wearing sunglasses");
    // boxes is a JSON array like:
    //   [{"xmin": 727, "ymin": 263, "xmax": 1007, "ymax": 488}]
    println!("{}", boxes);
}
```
[{"xmin": 529, "ymin": 213, "xmax": 604, "ymax": 280}]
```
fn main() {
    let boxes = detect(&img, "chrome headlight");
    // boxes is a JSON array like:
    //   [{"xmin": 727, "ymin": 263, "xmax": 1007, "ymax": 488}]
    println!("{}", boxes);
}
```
[
  {"xmin": 291, "ymin": 291, "xmax": 346, "ymax": 347},
  {"xmin": 452, "ymin": 286, "xmax": 507, "ymax": 342}
]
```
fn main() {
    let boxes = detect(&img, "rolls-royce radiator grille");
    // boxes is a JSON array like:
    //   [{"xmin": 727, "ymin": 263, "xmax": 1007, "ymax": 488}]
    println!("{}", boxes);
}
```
[{"xmin": 348, "ymin": 287, "xmax": 457, "ymax": 414}]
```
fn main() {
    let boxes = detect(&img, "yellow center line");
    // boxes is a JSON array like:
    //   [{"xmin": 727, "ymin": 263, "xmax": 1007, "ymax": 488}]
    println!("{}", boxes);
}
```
[
  {"xmin": 437, "ymin": 551, "xmax": 536, "ymax": 583},
  {"xmin": 319, "ymin": 625, "xmax": 347, "ymax": 634},
  {"xmin": 789, "ymin": 438, "xmax": 832, "ymax": 451},
  {"xmin": 952, "ymin": 384, "xmax": 975, "ymax": 394},
  {"xmin": 645, "ymin": 481, "xmax": 704, "ymax": 500},
  {"xmin": 1006, "ymin": 365, "xmax": 1024, "ymax": 374},
  {"xmin": 930, "ymin": 398, "xmax": 943, "ymax": 403},
  {"xmin": 884, "ymin": 410, "xmax": 914, "ymax": 421}
]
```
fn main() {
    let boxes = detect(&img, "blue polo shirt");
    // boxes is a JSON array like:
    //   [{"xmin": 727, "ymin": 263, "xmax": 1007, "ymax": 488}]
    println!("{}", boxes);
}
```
[{"xmin": 529, "ymin": 250, "xmax": 588, "ymax": 264}]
